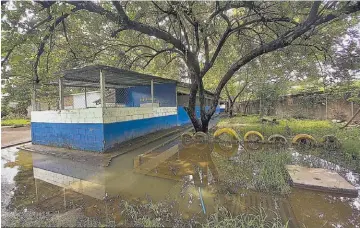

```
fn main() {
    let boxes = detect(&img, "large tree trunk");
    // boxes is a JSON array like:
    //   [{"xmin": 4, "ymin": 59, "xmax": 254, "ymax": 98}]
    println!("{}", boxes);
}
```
[
  {"xmin": 184, "ymin": 67, "xmax": 211, "ymax": 133},
  {"xmin": 185, "ymin": 81, "xmax": 202, "ymax": 132},
  {"xmin": 201, "ymin": 118, "xmax": 210, "ymax": 133},
  {"xmin": 186, "ymin": 84, "xmax": 211, "ymax": 133},
  {"xmin": 184, "ymin": 86, "xmax": 211, "ymax": 132}
]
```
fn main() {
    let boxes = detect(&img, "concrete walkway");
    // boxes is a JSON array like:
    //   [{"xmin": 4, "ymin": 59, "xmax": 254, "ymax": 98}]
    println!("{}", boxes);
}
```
[{"xmin": 1, "ymin": 126, "xmax": 31, "ymax": 148}]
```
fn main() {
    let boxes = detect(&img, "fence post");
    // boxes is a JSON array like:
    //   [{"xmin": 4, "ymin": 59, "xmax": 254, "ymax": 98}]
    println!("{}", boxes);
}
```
[
  {"xmin": 351, "ymin": 101, "xmax": 354, "ymax": 117},
  {"xmin": 100, "ymin": 69, "xmax": 106, "ymax": 108},
  {"xmin": 325, "ymin": 96, "xmax": 328, "ymax": 120},
  {"xmin": 59, "ymin": 77, "xmax": 64, "ymax": 110},
  {"xmin": 84, "ymin": 87, "xmax": 87, "ymax": 108},
  {"xmin": 259, "ymin": 98, "xmax": 262, "ymax": 116}
]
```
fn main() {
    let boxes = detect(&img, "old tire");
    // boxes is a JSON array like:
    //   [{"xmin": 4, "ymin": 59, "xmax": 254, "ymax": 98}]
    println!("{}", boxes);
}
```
[
  {"xmin": 292, "ymin": 134, "xmax": 317, "ymax": 149},
  {"xmin": 193, "ymin": 132, "xmax": 209, "ymax": 144},
  {"xmin": 213, "ymin": 142, "xmax": 238, "ymax": 157},
  {"xmin": 181, "ymin": 132, "xmax": 194, "ymax": 148},
  {"xmin": 244, "ymin": 131, "xmax": 264, "ymax": 142},
  {"xmin": 321, "ymin": 135, "xmax": 341, "ymax": 150},
  {"xmin": 268, "ymin": 134, "xmax": 288, "ymax": 144},
  {"xmin": 213, "ymin": 128, "xmax": 240, "ymax": 143}
]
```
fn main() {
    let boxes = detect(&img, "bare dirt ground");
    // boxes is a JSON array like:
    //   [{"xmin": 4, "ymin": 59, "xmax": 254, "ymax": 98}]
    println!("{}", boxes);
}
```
[{"xmin": 1, "ymin": 126, "xmax": 31, "ymax": 148}]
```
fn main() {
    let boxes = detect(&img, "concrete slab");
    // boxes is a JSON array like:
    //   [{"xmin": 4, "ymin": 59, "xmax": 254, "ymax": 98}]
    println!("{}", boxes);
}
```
[
  {"xmin": 19, "ymin": 126, "xmax": 189, "ymax": 167},
  {"xmin": 286, "ymin": 165, "xmax": 358, "ymax": 197}
]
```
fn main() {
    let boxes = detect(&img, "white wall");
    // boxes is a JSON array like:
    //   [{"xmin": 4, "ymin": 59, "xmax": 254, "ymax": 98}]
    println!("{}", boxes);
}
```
[
  {"xmin": 31, "ymin": 107, "xmax": 178, "ymax": 124},
  {"xmin": 31, "ymin": 108, "xmax": 103, "ymax": 123},
  {"xmin": 103, "ymin": 107, "xmax": 177, "ymax": 123}
]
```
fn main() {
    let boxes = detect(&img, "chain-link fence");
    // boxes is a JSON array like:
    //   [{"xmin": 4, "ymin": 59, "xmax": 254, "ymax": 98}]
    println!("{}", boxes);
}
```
[
  {"xmin": 31, "ymin": 65, "xmax": 180, "ymax": 112},
  {"xmin": 33, "ymin": 84, "xmax": 135, "ymax": 111},
  {"xmin": 33, "ymin": 84, "xmax": 105, "ymax": 111}
]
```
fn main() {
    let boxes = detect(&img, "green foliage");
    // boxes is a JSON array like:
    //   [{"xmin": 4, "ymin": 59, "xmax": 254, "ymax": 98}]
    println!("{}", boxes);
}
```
[
  {"xmin": 1, "ymin": 118, "xmax": 30, "ymax": 126},
  {"xmin": 2, "ymin": 1, "xmax": 359, "ymax": 105}
]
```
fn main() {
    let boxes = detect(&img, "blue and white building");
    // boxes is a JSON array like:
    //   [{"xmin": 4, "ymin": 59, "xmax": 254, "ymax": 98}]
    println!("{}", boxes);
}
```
[{"xmin": 31, "ymin": 65, "xmax": 219, "ymax": 152}]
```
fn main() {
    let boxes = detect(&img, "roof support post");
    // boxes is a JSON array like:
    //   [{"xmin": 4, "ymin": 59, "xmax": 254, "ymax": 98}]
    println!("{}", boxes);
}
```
[
  {"xmin": 59, "ymin": 77, "xmax": 64, "ymax": 110},
  {"xmin": 151, "ymin": 79, "xmax": 154, "ymax": 107},
  {"xmin": 175, "ymin": 86, "xmax": 178, "ymax": 107},
  {"xmin": 100, "ymin": 69, "xmax": 106, "ymax": 108},
  {"xmin": 84, "ymin": 87, "xmax": 87, "ymax": 108}
]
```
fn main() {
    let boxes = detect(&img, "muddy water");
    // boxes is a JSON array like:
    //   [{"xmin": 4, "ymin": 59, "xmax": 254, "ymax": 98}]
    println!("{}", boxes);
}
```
[{"xmin": 1, "ymin": 142, "xmax": 360, "ymax": 227}]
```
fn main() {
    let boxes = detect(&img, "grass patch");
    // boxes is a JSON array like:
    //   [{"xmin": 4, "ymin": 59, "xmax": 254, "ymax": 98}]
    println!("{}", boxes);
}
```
[
  {"xmin": 1, "ymin": 118, "xmax": 30, "ymax": 126},
  {"xmin": 252, "ymin": 151, "xmax": 291, "ymax": 195},
  {"xmin": 218, "ymin": 115, "xmax": 360, "ymax": 172},
  {"xmin": 212, "ymin": 150, "xmax": 291, "ymax": 195},
  {"xmin": 120, "ymin": 199, "xmax": 288, "ymax": 228},
  {"xmin": 201, "ymin": 206, "xmax": 287, "ymax": 228}
]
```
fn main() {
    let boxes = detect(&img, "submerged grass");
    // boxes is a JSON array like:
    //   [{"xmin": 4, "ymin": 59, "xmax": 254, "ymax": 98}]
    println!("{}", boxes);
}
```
[
  {"xmin": 3, "ymin": 196, "xmax": 289, "ymax": 228},
  {"xmin": 201, "ymin": 207, "xmax": 288, "ymax": 228},
  {"xmin": 218, "ymin": 115, "xmax": 360, "ymax": 172},
  {"xmin": 212, "ymin": 149, "xmax": 291, "ymax": 195},
  {"xmin": 119, "ymin": 199, "xmax": 288, "ymax": 228},
  {"xmin": 252, "ymin": 151, "xmax": 291, "ymax": 195}
]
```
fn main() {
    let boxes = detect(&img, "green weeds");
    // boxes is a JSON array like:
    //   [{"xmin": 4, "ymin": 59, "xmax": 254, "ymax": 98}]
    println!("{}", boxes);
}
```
[
  {"xmin": 212, "ymin": 150, "xmax": 291, "ymax": 195},
  {"xmin": 252, "ymin": 151, "xmax": 291, "ymax": 195},
  {"xmin": 218, "ymin": 115, "xmax": 360, "ymax": 172},
  {"xmin": 1, "ymin": 118, "xmax": 30, "ymax": 126},
  {"xmin": 119, "ymin": 199, "xmax": 288, "ymax": 228},
  {"xmin": 201, "ymin": 206, "xmax": 288, "ymax": 228}
]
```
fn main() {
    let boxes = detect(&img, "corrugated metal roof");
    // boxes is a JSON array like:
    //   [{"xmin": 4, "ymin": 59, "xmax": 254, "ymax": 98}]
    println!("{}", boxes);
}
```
[
  {"xmin": 52, "ymin": 65, "xmax": 177, "ymax": 88},
  {"xmin": 50, "ymin": 65, "xmax": 219, "ymax": 98}
]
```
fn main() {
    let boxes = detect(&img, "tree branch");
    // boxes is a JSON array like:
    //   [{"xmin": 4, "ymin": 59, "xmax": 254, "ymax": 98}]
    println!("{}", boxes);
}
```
[
  {"xmin": 1, "ymin": 14, "xmax": 53, "ymax": 65},
  {"xmin": 207, "ymin": 1, "xmax": 360, "ymax": 117},
  {"xmin": 61, "ymin": 18, "xmax": 77, "ymax": 59},
  {"xmin": 234, "ymin": 80, "xmax": 248, "ymax": 101},
  {"xmin": 112, "ymin": 1, "xmax": 129, "ymax": 24},
  {"xmin": 33, "ymin": 6, "xmax": 80, "ymax": 83},
  {"xmin": 208, "ymin": 2, "xmax": 249, "ymax": 22}
]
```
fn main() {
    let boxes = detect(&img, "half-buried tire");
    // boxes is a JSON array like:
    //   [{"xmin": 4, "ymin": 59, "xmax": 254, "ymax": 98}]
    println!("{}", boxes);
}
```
[{"xmin": 181, "ymin": 132, "xmax": 194, "ymax": 148}]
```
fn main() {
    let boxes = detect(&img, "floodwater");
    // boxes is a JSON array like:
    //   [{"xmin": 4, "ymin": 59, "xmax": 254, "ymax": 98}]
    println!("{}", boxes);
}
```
[{"xmin": 1, "ymin": 141, "xmax": 360, "ymax": 227}]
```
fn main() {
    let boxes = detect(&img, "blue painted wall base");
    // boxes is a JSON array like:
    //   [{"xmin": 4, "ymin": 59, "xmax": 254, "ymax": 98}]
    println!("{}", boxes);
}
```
[
  {"xmin": 31, "ymin": 114, "xmax": 178, "ymax": 152},
  {"xmin": 177, "ymin": 106, "xmax": 220, "ymax": 126},
  {"xmin": 32, "ymin": 105, "xmax": 220, "ymax": 152},
  {"xmin": 31, "ymin": 122, "xmax": 104, "ymax": 152},
  {"xmin": 103, "ymin": 114, "xmax": 178, "ymax": 150}
]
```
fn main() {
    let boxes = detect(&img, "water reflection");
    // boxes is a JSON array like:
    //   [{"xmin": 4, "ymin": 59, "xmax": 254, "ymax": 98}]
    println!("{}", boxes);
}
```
[
  {"xmin": 33, "ymin": 153, "xmax": 106, "ymax": 200},
  {"xmin": 1, "ymin": 142, "xmax": 360, "ymax": 227}
]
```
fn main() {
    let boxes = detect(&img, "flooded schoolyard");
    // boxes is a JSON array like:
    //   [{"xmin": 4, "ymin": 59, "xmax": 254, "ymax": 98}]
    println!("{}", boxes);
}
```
[{"xmin": 1, "ymin": 139, "xmax": 359, "ymax": 227}]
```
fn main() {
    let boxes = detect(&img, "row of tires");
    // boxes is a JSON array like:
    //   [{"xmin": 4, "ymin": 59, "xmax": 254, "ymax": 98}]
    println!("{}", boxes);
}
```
[{"xmin": 181, "ymin": 128, "xmax": 341, "ymax": 149}]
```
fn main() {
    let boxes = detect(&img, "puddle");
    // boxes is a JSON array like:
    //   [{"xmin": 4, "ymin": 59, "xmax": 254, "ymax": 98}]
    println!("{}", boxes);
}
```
[{"xmin": 1, "ymin": 142, "xmax": 360, "ymax": 227}]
